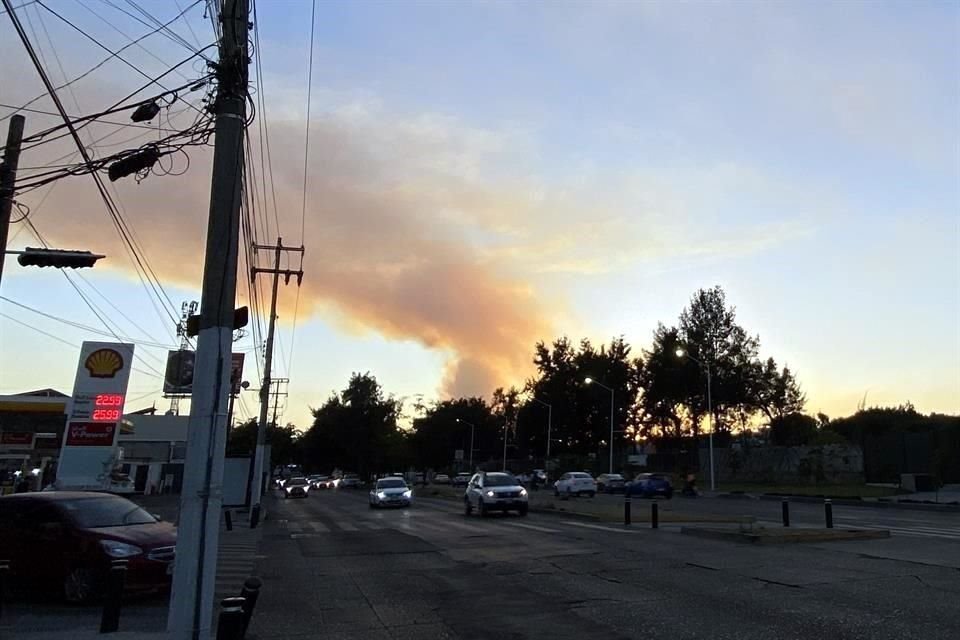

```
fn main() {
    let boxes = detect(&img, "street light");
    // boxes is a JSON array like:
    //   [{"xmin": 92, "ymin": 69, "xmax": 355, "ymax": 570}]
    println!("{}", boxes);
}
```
[
  {"xmin": 584, "ymin": 377, "xmax": 615, "ymax": 474},
  {"xmin": 455, "ymin": 418, "xmax": 476, "ymax": 472},
  {"xmin": 676, "ymin": 348, "xmax": 715, "ymax": 491},
  {"xmin": 531, "ymin": 397, "xmax": 553, "ymax": 465}
]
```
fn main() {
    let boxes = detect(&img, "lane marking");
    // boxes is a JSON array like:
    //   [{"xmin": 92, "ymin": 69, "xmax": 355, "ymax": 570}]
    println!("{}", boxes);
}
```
[
  {"xmin": 561, "ymin": 521, "xmax": 638, "ymax": 534},
  {"xmin": 503, "ymin": 522, "xmax": 560, "ymax": 534}
]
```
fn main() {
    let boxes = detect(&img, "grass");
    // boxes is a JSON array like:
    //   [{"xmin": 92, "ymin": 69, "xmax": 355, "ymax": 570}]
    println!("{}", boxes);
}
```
[{"xmin": 717, "ymin": 483, "xmax": 905, "ymax": 498}]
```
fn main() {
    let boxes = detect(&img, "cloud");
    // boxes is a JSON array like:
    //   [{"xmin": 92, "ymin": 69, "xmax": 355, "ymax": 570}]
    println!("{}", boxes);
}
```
[{"xmin": 10, "ymin": 89, "xmax": 812, "ymax": 399}]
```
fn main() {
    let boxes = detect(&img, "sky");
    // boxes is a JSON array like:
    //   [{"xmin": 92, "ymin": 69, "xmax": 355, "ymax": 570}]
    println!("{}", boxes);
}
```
[{"xmin": 1, "ymin": 0, "xmax": 958, "ymax": 429}]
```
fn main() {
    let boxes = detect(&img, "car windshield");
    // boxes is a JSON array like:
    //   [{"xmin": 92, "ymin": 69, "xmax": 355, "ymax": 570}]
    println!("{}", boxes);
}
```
[
  {"xmin": 60, "ymin": 497, "xmax": 157, "ymax": 528},
  {"xmin": 377, "ymin": 479, "xmax": 407, "ymax": 489},
  {"xmin": 287, "ymin": 478, "xmax": 308, "ymax": 486},
  {"xmin": 484, "ymin": 474, "xmax": 517, "ymax": 487},
  {"xmin": 606, "ymin": 474, "xmax": 624, "ymax": 480},
  {"xmin": 571, "ymin": 473, "xmax": 592, "ymax": 479}
]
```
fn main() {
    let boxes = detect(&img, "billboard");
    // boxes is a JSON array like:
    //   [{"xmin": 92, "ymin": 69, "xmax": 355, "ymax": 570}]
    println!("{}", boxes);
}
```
[
  {"xmin": 164, "ymin": 350, "xmax": 246, "ymax": 395},
  {"xmin": 56, "ymin": 342, "xmax": 134, "ymax": 490}
]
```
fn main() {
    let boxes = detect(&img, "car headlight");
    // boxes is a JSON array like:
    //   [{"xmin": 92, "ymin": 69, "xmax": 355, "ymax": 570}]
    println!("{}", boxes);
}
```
[
  {"xmin": 285, "ymin": 486, "xmax": 293, "ymax": 493},
  {"xmin": 100, "ymin": 540, "xmax": 142, "ymax": 558},
  {"xmin": 519, "ymin": 488, "xmax": 528, "ymax": 497},
  {"xmin": 485, "ymin": 490, "xmax": 495, "ymax": 498},
  {"xmin": 377, "ymin": 491, "xmax": 387, "ymax": 499},
  {"xmin": 403, "ymin": 490, "xmax": 412, "ymax": 498}
]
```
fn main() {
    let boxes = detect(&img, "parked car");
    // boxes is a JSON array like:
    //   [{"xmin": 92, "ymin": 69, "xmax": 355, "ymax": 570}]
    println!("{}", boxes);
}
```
[
  {"xmin": 532, "ymin": 469, "xmax": 548, "ymax": 483},
  {"xmin": 338, "ymin": 474, "xmax": 362, "ymax": 489},
  {"xmin": 627, "ymin": 473, "xmax": 674, "ymax": 499},
  {"xmin": 433, "ymin": 474, "xmax": 451, "ymax": 484},
  {"xmin": 464, "ymin": 472, "xmax": 528, "ymax": 517},
  {"xmin": 554, "ymin": 472, "xmax": 597, "ymax": 498},
  {"xmin": 597, "ymin": 473, "xmax": 627, "ymax": 494},
  {"xmin": 0, "ymin": 491, "xmax": 176, "ymax": 603},
  {"xmin": 283, "ymin": 477, "xmax": 310, "ymax": 499},
  {"xmin": 369, "ymin": 477, "xmax": 413, "ymax": 508},
  {"xmin": 451, "ymin": 473, "xmax": 472, "ymax": 487}
]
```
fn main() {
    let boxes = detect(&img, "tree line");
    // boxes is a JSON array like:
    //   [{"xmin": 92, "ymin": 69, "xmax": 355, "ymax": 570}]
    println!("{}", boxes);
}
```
[{"xmin": 227, "ymin": 285, "xmax": 957, "ymax": 480}]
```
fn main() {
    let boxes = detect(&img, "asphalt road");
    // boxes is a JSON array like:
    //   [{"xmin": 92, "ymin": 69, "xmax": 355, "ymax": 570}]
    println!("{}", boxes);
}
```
[{"xmin": 246, "ymin": 487, "xmax": 960, "ymax": 640}]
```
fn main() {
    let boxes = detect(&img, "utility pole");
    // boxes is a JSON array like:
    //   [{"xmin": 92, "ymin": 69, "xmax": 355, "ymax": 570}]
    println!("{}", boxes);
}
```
[
  {"xmin": 0, "ymin": 114, "xmax": 25, "ymax": 288},
  {"xmin": 167, "ymin": 1, "xmax": 248, "ymax": 638},
  {"xmin": 248, "ymin": 237, "xmax": 303, "ymax": 526}
]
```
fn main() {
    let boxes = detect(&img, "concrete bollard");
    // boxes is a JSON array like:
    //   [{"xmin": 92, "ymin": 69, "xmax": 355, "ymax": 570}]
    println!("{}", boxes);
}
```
[
  {"xmin": 781, "ymin": 499, "xmax": 790, "ymax": 527},
  {"xmin": 624, "ymin": 493, "xmax": 631, "ymax": 526},
  {"xmin": 0, "ymin": 559, "xmax": 9, "ymax": 620},
  {"xmin": 651, "ymin": 502, "xmax": 659, "ymax": 529},
  {"xmin": 216, "ymin": 597, "xmax": 247, "ymax": 640},
  {"xmin": 824, "ymin": 498, "xmax": 834, "ymax": 529},
  {"xmin": 239, "ymin": 576, "xmax": 263, "ymax": 638},
  {"xmin": 99, "ymin": 559, "xmax": 128, "ymax": 633}
]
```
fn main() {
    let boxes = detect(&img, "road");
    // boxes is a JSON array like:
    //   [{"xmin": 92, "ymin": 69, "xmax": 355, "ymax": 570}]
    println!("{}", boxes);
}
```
[{"xmin": 246, "ymin": 487, "xmax": 960, "ymax": 640}]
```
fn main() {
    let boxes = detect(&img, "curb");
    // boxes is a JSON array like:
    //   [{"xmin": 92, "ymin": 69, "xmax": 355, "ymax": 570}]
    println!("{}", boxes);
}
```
[
  {"xmin": 680, "ymin": 526, "xmax": 891, "ymax": 545},
  {"xmin": 754, "ymin": 494, "xmax": 960, "ymax": 512}
]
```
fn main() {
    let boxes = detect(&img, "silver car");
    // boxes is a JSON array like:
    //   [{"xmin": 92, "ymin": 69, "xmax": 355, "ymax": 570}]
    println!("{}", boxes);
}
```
[
  {"xmin": 369, "ymin": 477, "xmax": 412, "ymax": 508},
  {"xmin": 464, "ymin": 472, "xmax": 528, "ymax": 517}
]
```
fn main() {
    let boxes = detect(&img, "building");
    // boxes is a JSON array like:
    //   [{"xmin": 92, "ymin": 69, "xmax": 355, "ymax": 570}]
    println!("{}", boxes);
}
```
[{"xmin": 0, "ymin": 389, "xmax": 69, "ymax": 492}]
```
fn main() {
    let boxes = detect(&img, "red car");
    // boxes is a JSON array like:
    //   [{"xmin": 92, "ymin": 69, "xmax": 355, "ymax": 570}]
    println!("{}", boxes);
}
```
[{"xmin": 0, "ymin": 491, "xmax": 176, "ymax": 603}]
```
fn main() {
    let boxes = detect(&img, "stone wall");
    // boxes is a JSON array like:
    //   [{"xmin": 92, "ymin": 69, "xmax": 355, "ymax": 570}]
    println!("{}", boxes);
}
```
[{"xmin": 701, "ymin": 444, "xmax": 864, "ymax": 484}]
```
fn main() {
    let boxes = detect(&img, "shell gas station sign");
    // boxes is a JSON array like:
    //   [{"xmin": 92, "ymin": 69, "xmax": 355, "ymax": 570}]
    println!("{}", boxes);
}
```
[{"xmin": 56, "ymin": 342, "xmax": 135, "ymax": 490}]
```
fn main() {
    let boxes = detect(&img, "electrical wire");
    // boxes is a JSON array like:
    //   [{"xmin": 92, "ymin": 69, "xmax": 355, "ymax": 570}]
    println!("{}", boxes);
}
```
[{"xmin": 5, "ymin": 4, "xmax": 188, "ymax": 351}]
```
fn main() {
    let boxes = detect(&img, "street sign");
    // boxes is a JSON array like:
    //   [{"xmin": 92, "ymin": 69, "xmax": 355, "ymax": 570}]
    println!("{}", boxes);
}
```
[
  {"xmin": 454, "ymin": 449, "xmax": 464, "ymax": 461},
  {"xmin": 56, "ymin": 342, "xmax": 134, "ymax": 490}
]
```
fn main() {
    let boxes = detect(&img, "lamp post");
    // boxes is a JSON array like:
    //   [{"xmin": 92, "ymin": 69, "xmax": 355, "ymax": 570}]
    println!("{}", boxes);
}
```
[
  {"xmin": 584, "ymin": 377, "xmax": 615, "ymax": 474},
  {"xmin": 531, "ymin": 398, "xmax": 553, "ymax": 464},
  {"xmin": 676, "ymin": 348, "xmax": 715, "ymax": 491},
  {"xmin": 455, "ymin": 418, "xmax": 476, "ymax": 472}
]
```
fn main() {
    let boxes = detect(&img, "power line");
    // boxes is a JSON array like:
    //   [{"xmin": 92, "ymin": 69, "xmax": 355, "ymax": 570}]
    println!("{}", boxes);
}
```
[
  {"xmin": 36, "ymin": 0, "xmax": 209, "ymax": 119},
  {"xmin": 0, "ymin": 311, "xmax": 164, "ymax": 379}
]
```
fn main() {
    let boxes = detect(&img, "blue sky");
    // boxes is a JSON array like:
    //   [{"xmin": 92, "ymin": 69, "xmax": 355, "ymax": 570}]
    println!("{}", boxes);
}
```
[{"xmin": 1, "ymin": 0, "xmax": 957, "ymax": 427}]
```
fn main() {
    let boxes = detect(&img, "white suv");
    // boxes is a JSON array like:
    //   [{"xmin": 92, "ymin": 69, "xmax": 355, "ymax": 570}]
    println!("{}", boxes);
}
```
[
  {"xmin": 464, "ymin": 472, "xmax": 529, "ymax": 517},
  {"xmin": 554, "ymin": 472, "xmax": 597, "ymax": 498}
]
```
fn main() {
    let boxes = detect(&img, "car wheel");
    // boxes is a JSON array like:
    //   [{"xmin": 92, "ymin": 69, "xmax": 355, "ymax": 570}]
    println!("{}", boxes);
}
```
[
  {"xmin": 518, "ymin": 505, "xmax": 529, "ymax": 517},
  {"xmin": 479, "ymin": 499, "xmax": 488, "ymax": 518},
  {"xmin": 464, "ymin": 499, "xmax": 473, "ymax": 516},
  {"xmin": 64, "ymin": 567, "xmax": 99, "ymax": 604}
]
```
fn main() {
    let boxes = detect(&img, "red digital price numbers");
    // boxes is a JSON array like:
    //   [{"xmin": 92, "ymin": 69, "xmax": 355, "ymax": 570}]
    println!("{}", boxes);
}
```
[{"xmin": 92, "ymin": 394, "xmax": 125, "ymax": 422}]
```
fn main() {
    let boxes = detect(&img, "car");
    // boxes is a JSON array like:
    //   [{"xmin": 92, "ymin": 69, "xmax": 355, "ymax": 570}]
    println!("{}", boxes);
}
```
[
  {"xmin": 283, "ymin": 477, "xmax": 310, "ymax": 498},
  {"xmin": 338, "ymin": 474, "xmax": 362, "ymax": 489},
  {"xmin": 433, "ymin": 474, "xmax": 451, "ymax": 484},
  {"xmin": 451, "ymin": 473, "xmax": 472, "ymax": 487},
  {"xmin": 307, "ymin": 474, "xmax": 330, "ymax": 489},
  {"xmin": 464, "ymin": 472, "xmax": 528, "ymax": 517},
  {"xmin": 532, "ymin": 469, "xmax": 548, "ymax": 483},
  {"xmin": 554, "ymin": 472, "xmax": 597, "ymax": 498},
  {"xmin": 597, "ymin": 473, "xmax": 627, "ymax": 494},
  {"xmin": 0, "ymin": 491, "xmax": 177, "ymax": 603},
  {"xmin": 369, "ymin": 477, "xmax": 413, "ymax": 508},
  {"xmin": 627, "ymin": 473, "xmax": 674, "ymax": 499}
]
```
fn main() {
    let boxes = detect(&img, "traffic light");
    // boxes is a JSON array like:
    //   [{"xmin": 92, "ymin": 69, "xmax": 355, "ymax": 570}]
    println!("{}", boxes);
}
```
[{"xmin": 17, "ymin": 247, "xmax": 104, "ymax": 269}]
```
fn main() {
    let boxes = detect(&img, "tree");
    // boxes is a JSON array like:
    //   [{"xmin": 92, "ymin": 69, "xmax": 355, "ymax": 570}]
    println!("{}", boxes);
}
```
[
  {"xmin": 523, "ymin": 335, "xmax": 643, "ymax": 469},
  {"xmin": 227, "ymin": 419, "xmax": 301, "ymax": 467},
  {"xmin": 298, "ymin": 373, "xmax": 405, "ymax": 476},
  {"xmin": 637, "ymin": 324, "xmax": 699, "ymax": 442},
  {"xmin": 769, "ymin": 413, "xmax": 817, "ymax": 446},
  {"xmin": 754, "ymin": 358, "xmax": 806, "ymax": 423},
  {"xmin": 678, "ymin": 286, "xmax": 761, "ymax": 435},
  {"xmin": 408, "ymin": 397, "xmax": 498, "ymax": 470}
]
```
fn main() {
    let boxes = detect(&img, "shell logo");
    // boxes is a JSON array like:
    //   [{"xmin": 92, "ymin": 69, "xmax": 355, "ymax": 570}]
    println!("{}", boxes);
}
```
[{"xmin": 85, "ymin": 348, "xmax": 125, "ymax": 378}]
